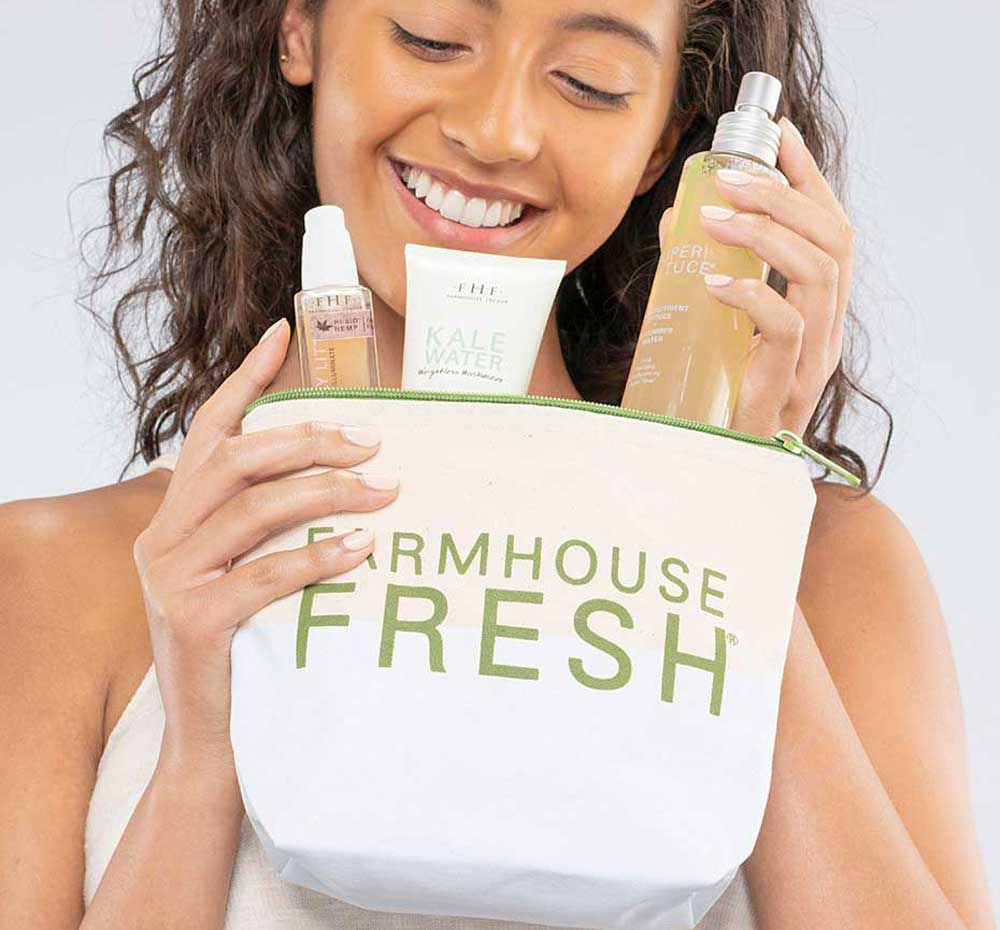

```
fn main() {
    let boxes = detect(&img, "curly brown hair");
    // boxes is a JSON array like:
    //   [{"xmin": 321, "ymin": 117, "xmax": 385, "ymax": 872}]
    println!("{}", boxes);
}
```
[{"xmin": 81, "ymin": 0, "xmax": 892, "ymax": 492}]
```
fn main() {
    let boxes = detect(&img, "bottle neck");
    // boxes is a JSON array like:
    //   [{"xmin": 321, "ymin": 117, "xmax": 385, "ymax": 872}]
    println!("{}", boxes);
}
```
[{"xmin": 711, "ymin": 109, "xmax": 781, "ymax": 168}]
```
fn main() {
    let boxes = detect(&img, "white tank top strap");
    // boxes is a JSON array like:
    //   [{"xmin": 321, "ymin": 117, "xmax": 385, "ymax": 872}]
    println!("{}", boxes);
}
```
[{"xmin": 145, "ymin": 452, "xmax": 179, "ymax": 474}]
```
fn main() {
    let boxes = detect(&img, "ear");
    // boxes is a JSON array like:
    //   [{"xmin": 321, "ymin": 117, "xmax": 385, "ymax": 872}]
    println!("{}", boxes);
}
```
[
  {"xmin": 279, "ymin": 0, "xmax": 317, "ymax": 86},
  {"xmin": 634, "ymin": 111, "xmax": 693, "ymax": 197}
]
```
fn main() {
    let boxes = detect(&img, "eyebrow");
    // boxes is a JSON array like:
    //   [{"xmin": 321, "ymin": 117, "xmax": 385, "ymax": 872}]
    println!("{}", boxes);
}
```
[{"xmin": 465, "ymin": 0, "xmax": 663, "ymax": 63}]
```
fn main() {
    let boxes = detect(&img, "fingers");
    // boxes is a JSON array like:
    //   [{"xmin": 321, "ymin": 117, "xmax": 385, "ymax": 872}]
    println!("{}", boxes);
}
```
[
  {"xmin": 699, "ymin": 201, "xmax": 842, "ymax": 385},
  {"xmin": 711, "ymin": 166, "xmax": 851, "ymax": 268},
  {"xmin": 659, "ymin": 206, "xmax": 674, "ymax": 248},
  {"xmin": 166, "ymin": 319, "xmax": 292, "ymax": 498},
  {"xmin": 774, "ymin": 117, "xmax": 854, "ymax": 356},
  {"xmin": 149, "ymin": 421, "xmax": 383, "ymax": 550},
  {"xmin": 701, "ymin": 276, "xmax": 801, "ymax": 414},
  {"xmin": 166, "ymin": 467, "xmax": 400, "ymax": 575},
  {"xmin": 776, "ymin": 117, "xmax": 849, "ymax": 227},
  {"xmin": 699, "ymin": 204, "xmax": 840, "ymax": 295},
  {"xmin": 160, "ymin": 529, "xmax": 376, "ymax": 638}
]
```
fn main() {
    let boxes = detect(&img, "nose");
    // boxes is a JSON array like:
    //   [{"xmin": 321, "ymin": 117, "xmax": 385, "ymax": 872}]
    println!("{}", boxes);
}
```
[{"xmin": 436, "ymin": 55, "xmax": 544, "ymax": 166}]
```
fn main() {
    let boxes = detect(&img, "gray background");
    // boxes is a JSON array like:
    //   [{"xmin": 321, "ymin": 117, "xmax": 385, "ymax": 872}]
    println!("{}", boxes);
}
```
[{"xmin": 1, "ymin": 0, "xmax": 996, "ymax": 909}]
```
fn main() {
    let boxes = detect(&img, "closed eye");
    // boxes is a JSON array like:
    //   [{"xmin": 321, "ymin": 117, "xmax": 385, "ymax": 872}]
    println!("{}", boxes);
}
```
[
  {"xmin": 389, "ymin": 22, "xmax": 633, "ymax": 111},
  {"xmin": 554, "ymin": 72, "xmax": 631, "ymax": 111},
  {"xmin": 390, "ymin": 21, "xmax": 461, "ymax": 57}
]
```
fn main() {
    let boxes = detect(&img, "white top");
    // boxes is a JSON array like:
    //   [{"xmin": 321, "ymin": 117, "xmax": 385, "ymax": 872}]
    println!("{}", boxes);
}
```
[{"xmin": 83, "ymin": 452, "xmax": 761, "ymax": 928}]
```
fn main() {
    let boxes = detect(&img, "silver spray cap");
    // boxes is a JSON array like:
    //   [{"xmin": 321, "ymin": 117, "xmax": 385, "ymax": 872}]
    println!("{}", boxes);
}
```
[
  {"xmin": 711, "ymin": 72, "xmax": 783, "ymax": 167},
  {"xmin": 301, "ymin": 204, "xmax": 360, "ymax": 290}
]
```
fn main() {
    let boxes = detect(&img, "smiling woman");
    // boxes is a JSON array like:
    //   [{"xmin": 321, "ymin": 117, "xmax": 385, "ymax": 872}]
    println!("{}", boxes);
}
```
[
  {"xmin": 1, "ymin": 0, "xmax": 994, "ymax": 929},
  {"xmin": 84, "ymin": 0, "xmax": 887, "ymax": 484}
]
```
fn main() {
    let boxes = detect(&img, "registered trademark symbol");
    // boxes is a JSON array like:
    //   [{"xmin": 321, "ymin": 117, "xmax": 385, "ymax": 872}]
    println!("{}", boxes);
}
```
[{"xmin": 726, "ymin": 633, "xmax": 739, "ymax": 646}]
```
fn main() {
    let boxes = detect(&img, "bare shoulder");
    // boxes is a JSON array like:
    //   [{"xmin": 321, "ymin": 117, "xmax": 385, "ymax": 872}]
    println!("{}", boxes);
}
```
[
  {"xmin": 799, "ymin": 477, "xmax": 947, "ymax": 691},
  {"xmin": 801, "ymin": 478, "xmax": 938, "ymax": 626},
  {"xmin": 0, "ymin": 469, "xmax": 169, "ymax": 922},
  {"xmin": 808, "ymin": 477, "xmax": 911, "ymax": 547},
  {"xmin": 800, "ymin": 480, "xmax": 995, "ymax": 929},
  {"xmin": 1, "ymin": 468, "xmax": 169, "ymax": 618},
  {"xmin": 0, "ymin": 469, "xmax": 170, "ymax": 747}
]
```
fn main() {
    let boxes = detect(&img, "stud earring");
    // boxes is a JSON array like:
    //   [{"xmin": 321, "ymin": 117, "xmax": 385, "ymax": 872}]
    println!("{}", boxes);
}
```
[{"xmin": 280, "ymin": 53, "xmax": 289, "ymax": 62}]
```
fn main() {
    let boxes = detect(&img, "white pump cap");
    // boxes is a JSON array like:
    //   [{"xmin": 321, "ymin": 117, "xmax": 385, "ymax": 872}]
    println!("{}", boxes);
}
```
[{"xmin": 301, "ymin": 204, "xmax": 360, "ymax": 290}]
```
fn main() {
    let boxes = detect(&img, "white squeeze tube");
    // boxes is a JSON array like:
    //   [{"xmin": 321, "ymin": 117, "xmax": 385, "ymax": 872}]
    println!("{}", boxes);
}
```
[{"xmin": 402, "ymin": 243, "xmax": 567, "ymax": 395}]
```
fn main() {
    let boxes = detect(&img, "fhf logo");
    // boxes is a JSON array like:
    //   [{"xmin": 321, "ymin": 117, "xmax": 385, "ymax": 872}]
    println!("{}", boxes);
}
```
[{"xmin": 449, "ymin": 280, "xmax": 507, "ymax": 302}]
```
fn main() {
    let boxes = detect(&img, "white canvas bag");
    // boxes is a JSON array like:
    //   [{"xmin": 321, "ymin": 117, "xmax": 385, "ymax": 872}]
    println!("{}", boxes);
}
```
[{"xmin": 230, "ymin": 388, "xmax": 822, "ymax": 930}]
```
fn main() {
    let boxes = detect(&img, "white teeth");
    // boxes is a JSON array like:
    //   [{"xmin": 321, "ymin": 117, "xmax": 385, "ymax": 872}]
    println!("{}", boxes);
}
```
[
  {"xmin": 439, "ymin": 189, "xmax": 467, "ymax": 222},
  {"xmin": 396, "ymin": 162, "xmax": 527, "ymax": 228},
  {"xmin": 483, "ymin": 201, "xmax": 503, "ymax": 228},
  {"xmin": 461, "ymin": 198, "xmax": 488, "ymax": 227},
  {"xmin": 414, "ymin": 171, "xmax": 433, "ymax": 200},
  {"xmin": 425, "ymin": 181, "xmax": 446, "ymax": 211}
]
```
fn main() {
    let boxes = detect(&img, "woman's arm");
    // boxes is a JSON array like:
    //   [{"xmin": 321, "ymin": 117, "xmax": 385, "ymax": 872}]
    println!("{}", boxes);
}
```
[
  {"xmin": 0, "ymin": 489, "xmax": 243, "ymax": 930},
  {"xmin": 0, "ymin": 497, "xmax": 106, "ymax": 930},
  {"xmin": 80, "ymin": 749, "xmax": 244, "ymax": 929},
  {"xmin": 2, "ymin": 323, "xmax": 392, "ymax": 930},
  {"xmin": 745, "ymin": 484, "xmax": 995, "ymax": 930}
]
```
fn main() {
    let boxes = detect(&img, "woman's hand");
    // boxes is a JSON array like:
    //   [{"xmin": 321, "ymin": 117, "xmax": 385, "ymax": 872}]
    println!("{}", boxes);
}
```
[
  {"xmin": 683, "ymin": 116, "xmax": 855, "ymax": 439},
  {"xmin": 131, "ymin": 319, "xmax": 399, "ymax": 777}
]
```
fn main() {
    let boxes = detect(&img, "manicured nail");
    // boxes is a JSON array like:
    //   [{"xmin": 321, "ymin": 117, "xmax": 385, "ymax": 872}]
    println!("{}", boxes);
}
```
[
  {"xmin": 340, "ymin": 426, "xmax": 381, "ymax": 447},
  {"xmin": 781, "ymin": 117, "xmax": 803, "ymax": 143},
  {"xmin": 716, "ymin": 169, "xmax": 753, "ymax": 186},
  {"xmin": 359, "ymin": 472, "xmax": 400, "ymax": 491},
  {"xmin": 700, "ymin": 205, "xmax": 736, "ymax": 221},
  {"xmin": 257, "ymin": 318, "xmax": 287, "ymax": 345},
  {"xmin": 704, "ymin": 274, "xmax": 734, "ymax": 287},
  {"xmin": 342, "ymin": 527, "xmax": 375, "ymax": 551}
]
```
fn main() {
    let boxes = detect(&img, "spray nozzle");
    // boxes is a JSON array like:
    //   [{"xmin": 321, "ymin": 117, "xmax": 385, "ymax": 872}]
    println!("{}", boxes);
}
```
[
  {"xmin": 711, "ymin": 71, "xmax": 784, "ymax": 168},
  {"xmin": 734, "ymin": 72, "xmax": 782, "ymax": 119}
]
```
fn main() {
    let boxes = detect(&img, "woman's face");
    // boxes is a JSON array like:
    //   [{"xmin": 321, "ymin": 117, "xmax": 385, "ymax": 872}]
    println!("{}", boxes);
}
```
[{"xmin": 282, "ymin": 0, "xmax": 682, "ymax": 314}]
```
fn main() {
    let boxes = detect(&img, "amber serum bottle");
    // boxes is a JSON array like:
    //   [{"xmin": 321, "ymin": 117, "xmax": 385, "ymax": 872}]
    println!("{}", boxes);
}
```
[
  {"xmin": 622, "ymin": 72, "xmax": 789, "ymax": 428},
  {"xmin": 295, "ymin": 205, "xmax": 380, "ymax": 389}
]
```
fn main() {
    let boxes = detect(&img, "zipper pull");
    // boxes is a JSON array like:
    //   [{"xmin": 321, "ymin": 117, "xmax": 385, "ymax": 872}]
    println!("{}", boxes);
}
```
[{"xmin": 772, "ymin": 429, "xmax": 862, "ymax": 487}]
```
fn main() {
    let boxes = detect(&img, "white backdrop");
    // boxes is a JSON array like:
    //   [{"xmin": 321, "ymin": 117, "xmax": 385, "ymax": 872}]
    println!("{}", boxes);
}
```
[{"xmin": 1, "ymin": 0, "xmax": 997, "ymax": 909}]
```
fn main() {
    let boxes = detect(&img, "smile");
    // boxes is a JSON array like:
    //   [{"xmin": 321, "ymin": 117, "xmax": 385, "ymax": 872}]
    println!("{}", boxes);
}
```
[
  {"xmin": 394, "ymin": 160, "xmax": 526, "ymax": 228},
  {"xmin": 385, "ymin": 155, "xmax": 546, "ymax": 250}
]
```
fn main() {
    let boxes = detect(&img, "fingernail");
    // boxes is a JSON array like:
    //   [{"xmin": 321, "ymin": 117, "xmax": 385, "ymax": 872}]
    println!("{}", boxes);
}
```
[
  {"xmin": 359, "ymin": 472, "xmax": 400, "ymax": 491},
  {"xmin": 340, "ymin": 426, "xmax": 381, "ymax": 447},
  {"xmin": 781, "ymin": 117, "xmax": 803, "ymax": 143},
  {"xmin": 716, "ymin": 169, "xmax": 753, "ymax": 186},
  {"xmin": 704, "ymin": 273, "xmax": 734, "ymax": 287},
  {"xmin": 700, "ymin": 205, "xmax": 736, "ymax": 221},
  {"xmin": 342, "ymin": 527, "xmax": 375, "ymax": 551},
  {"xmin": 257, "ymin": 318, "xmax": 287, "ymax": 345}
]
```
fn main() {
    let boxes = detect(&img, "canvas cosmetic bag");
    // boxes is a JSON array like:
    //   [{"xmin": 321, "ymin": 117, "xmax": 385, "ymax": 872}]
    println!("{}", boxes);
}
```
[{"xmin": 230, "ymin": 387, "xmax": 837, "ymax": 930}]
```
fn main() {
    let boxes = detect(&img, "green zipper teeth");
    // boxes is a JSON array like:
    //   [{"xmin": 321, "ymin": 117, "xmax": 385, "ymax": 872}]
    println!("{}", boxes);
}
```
[{"xmin": 245, "ymin": 386, "xmax": 862, "ymax": 486}]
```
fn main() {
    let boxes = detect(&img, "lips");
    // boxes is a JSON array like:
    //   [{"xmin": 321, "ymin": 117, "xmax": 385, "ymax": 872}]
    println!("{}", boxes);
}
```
[
  {"xmin": 385, "ymin": 154, "xmax": 545, "ymax": 251},
  {"xmin": 394, "ymin": 161, "xmax": 526, "ymax": 229}
]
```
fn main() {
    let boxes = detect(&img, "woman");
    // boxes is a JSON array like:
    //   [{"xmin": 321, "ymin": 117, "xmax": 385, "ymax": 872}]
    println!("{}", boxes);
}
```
[{"xmin": 1, "ymin": 0, "xmax": 994, "ymax": 927}]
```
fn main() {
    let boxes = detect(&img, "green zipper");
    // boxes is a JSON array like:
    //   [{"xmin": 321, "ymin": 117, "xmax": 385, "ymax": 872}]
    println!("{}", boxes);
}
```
[{"xmin": 246, "ymin": 386, "xmax": 862, "ymax": 486}]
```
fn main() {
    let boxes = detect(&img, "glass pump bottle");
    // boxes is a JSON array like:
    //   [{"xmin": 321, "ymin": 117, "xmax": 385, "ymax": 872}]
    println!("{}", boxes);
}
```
[
  {"xmin": 295, "ymin": 205, "xmax": 380, "ymax": 389},
  {"xmin": 622, "ymin": 72, "xmax": 788, "ymax": 427}
]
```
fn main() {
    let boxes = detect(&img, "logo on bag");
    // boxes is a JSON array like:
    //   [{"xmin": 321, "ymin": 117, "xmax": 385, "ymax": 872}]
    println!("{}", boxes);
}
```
[{"xmin": 294, "ymin": 527, "xmax": 740, "ymax": 718}]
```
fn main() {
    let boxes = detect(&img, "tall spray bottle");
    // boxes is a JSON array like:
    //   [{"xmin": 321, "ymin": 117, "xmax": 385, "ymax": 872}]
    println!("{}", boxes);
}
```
[
  {"xmin": 295, "ymin": 205, "xmax": 380, "ymax": 389},
  {"xmin": 622, "ymin": 72, "xmax": 787, "ymax": 427}
]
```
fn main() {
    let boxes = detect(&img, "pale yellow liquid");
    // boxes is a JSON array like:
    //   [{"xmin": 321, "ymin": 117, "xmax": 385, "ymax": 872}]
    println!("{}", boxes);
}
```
[
  {"xmin": 295, "ymin": 285, "xmax": 380, "ymax": 389},
  {"xmin": 622, "ymin": 151, "xmax": 786, "ymax": 428}
]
